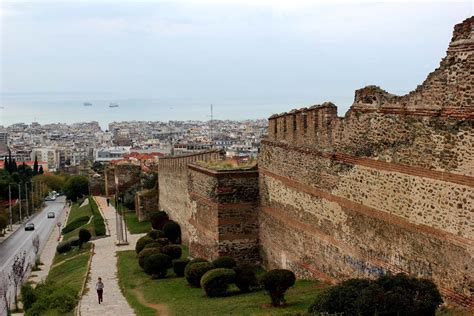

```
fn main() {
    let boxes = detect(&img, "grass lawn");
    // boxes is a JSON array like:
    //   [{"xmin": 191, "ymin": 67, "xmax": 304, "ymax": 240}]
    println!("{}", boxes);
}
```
[
  {"xmin": 111, "ymin": 199, "xmax": 152, "ymax": 234},
  {"xmin": 48, "ymin": 243, "xmax": 92, "ymax": 293},
  {"xmin": 117, "ymin": 248, "xmax": 326, "ymax": 316},
  {"xmin": 65, "ymin": 202, "xmax": 92, "ymax": 225},
  {"xmin": 63, "ymin": 202, "xmax": 94, "ymax": 240},
  {"xmin": 124, "ymin": 210, "xmax": 152, "ymax": 234}
]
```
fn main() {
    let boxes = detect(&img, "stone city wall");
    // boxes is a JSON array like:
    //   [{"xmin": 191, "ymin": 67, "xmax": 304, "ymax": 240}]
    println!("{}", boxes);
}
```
[
  {"xmin": 260, "ymin": 17, "xmax": 473, "ymax": 308},
  {"xmin": 158, "ymin": 150, "xmax": 224, "ymax": 243},
  {"xmin": 135, "ymin": 188, "xmax": 159, "ymax": 222},
  {"xmin": 187, "ymin": 164, "xmax": 260, "ymax": 263}
]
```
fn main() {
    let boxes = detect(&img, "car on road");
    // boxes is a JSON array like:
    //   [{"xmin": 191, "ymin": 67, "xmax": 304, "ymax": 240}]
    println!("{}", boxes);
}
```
[
  {"xmin": 45, "ymin": 195, "xmax": 56, "ymax": 201},
  {"xmin": 47, "ymin": 212, "xmax": 55, "ymax": 218},
  {"xmin": 24, "ymin": 223, "xmax": 35, "ymax": 231}
]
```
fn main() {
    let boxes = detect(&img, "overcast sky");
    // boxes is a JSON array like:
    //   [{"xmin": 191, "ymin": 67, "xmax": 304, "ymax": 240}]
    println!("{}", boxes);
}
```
[{"xmin": 0, "ymin": 0, "xmax": 472, "ymax": 124}]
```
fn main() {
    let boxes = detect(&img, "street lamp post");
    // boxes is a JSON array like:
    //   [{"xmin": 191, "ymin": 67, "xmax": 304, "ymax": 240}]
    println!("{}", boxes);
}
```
[
  {"xmin": 8, "ymin": 184, "xmax": 12, "ymax": 230},
  {"xmin": 24, "ymin": 182, "xmax": 29, "ymax": 218},
  {"xmin": 18, "ymin": 183, "xmax": 22, "ymax": 223}
]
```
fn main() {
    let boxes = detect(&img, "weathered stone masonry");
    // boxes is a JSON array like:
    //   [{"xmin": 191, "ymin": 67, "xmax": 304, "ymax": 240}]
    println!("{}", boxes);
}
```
[
  {"xmin": 259, "ymin": 17, "xmax": 473, "ymax": 308},
  {"xmin": 187, "ymin": 164, "xmax": 260, "ymax": 263},
  {"xmin": 158, "ymin": 150, "xmax": 224, "ymax": 243}
]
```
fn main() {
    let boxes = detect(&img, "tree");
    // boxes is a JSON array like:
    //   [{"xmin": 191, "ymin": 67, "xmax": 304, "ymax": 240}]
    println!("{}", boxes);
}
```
[
  {"xmin": 9, "ymin": 251, "xmax": 29, "ymax": 311},
  {"xmin": 32, "ymin": 155, "xmax": 38, "ymax": 176},
  {"xmin": 32, "ymin": 235, "xmax": 40, "ymax": 258},
  {"xmin": 3, "ymin": 157, "xmax": 8, "ymax": 173},
  {"xmin": 64, "ymin": 175, "xmax": 89, "ymax": 202},
  {"xmin": 78, "ymin": 228, "xmax": 91, "ymax": 248},
  {"xmin": 38, "ymin": 166, "xmax": 44, "ymax": 175},
  {"xmin": 0, "ymin": 271, "xmax": 10, "ymax": 316},
  {"xmin": 0, "ymin": 213, "xmax": 8, "ymax": 236},
  {"xmin": 261, "ymin": 269, "xmax": 296, "ymax": 307}
]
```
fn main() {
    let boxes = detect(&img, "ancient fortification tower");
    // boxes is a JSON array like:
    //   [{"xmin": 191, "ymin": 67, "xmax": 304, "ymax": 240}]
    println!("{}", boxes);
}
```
[{"xmin": 259, "ymin": 17, "xmax": 473, "ymax": 308}]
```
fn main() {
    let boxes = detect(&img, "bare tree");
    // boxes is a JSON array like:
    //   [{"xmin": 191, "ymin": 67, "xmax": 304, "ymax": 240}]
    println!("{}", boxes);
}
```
[
  {"xmin": 32, "ymin": 235, "xmax": 40, "ymax": 258},
  {"xmin": 9, "ymin": 251, "xmax": 29, "ymax": 311},
  {"xmin": 0, "ymin": 271, "xmax": 11, "ymax": 316}
]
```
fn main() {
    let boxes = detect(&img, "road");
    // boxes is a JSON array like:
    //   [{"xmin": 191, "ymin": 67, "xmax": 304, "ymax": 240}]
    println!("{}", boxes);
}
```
[{"xmin": 0, "ymin": 196, "xmax": 67, "ymax": 312}]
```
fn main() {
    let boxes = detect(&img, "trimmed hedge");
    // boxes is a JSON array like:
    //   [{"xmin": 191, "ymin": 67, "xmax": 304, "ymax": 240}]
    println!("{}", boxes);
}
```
[
  {"xmin": 144, "ymin": 253, "xmax": 172, "ymax": 279},
  {"xmin": 234, "ymin": 264, "xmax": 259, "ymax": 292},
  {"xmin": 160, "ymin": 245, "xmax": 182, "ymax": 260},
  {"xmin": 56, "ymin": 241, "xmax": 72, "ymax": 254},
  {"xmin": 138, "ymin": 247, "xmax": 162, "ymax": 269},
  {"xmin": 61, "ymin": 216, "xmax": 89, "ymax": 234},
  {"xmin": 155, "ymin": 237, "xmax": 170, "ymax": 248},
  {"xmin": 172, "ymin": 259, "xmax": 190, "ymax": 277},
  {"xmin": 185, "ymin": 262, "xmax": 214, "ymax": 287},
  {"xmin": 212, "ymin": 256, "xmax": 237, "ymax": 269},
  {"xmin": 261, "ymin": 269, "xmax": 296, "ymax": 307},
  {"xmin": 67, "ymin": 237, "xmax": 80, "ymax": 247},
  {"xmin": 89, "ymin": 197, "xmax": 106, "ymax": 236},
  {"xmin": 78, "ymin": 228, "xmax": 91, "ymax": 246},
  {"xmin": 143, "ymin": 242, "xmax": 163, "ymax": 250},
  {"xmin": 147, "ymin": 229, "xmax": 165, "ymax": 240},
  {"xmin": 163, "ymin": 220, "xmax": 181, "ymax": 244},
  {"xmin": 308, "ymin": 273, "xmax": 443, "ymax": 316},
  {"xmin": 149, "ymin": 211, "xmax": 169, "ymax": 230},
  {"xmin": 135, "ymin": 236, "xmax": 154, "ymax": 254},
  {"xmin": 201, "ymin": 268, "xmax": 236, "ymax": 297}
]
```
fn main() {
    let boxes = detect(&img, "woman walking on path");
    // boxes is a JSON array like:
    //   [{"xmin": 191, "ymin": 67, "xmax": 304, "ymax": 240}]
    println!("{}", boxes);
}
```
[{"xmin": 96, "ymin": 277, "xmax": 104, "ymax": 304}]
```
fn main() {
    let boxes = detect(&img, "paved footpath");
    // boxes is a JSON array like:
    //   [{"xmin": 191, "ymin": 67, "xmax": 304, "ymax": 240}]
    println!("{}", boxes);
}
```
[{"xmin": 79, "ymin": 196, "xmax": 145, "ymax": 316}]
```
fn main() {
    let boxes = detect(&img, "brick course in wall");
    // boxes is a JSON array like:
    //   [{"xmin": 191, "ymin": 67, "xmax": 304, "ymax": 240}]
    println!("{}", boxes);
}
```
[
  {"xmin": 158, "ymin": 150, "xmax": 224, "ymax": 243},
  {"xmin": 187, "ymin": 164, "xmax": 260, "ymax": 264},
  {"xmin": 259, "ymin": 17, "xmax": 473, "ymax": 309}
]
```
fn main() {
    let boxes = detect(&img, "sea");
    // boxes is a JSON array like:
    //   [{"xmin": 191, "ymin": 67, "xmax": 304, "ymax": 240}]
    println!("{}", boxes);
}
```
[{"xmin": 0, "ymin": 92, "xmax": 353, "ymax": 130}]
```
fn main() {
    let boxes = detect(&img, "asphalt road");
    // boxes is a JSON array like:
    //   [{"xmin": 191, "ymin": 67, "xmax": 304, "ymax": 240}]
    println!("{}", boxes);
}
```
[{"xmin": 0, "ymin": 196, "xmax": 67, "ymax": 311}]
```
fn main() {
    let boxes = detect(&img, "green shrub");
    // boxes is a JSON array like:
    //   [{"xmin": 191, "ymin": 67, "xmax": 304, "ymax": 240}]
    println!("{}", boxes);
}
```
[
  {"xmin": 212, "ymin": 256, "xmax": 237, "ymax": 269},
  {"xmin": 93, "ymin": 216, "xmax": 106, "ymax": 236},
  {"xmin": 25, "ymin": 284, "xmax": 77, "ymax": 316},
  {"xmin": 138, "ymin": 247, "xmax": 162, "ymax": 269},
  {"xmin": 184, "ymin": 257, "xmax": 208, "ymax": 278},
  {"xmin": 147, "ymin": 229, "xmax": 165, "ymax": 240},
  {"xmin": 56, "ymin": 241, "xmax": 72, "ymax": 254},
  {"xmin": 67, "ymin": 236, "xmax": 80, "ymax": 247},
  {"xmin": 135, "ymin": 236, "xmax": 154, "ymax": 254},
  {"xmin": 234, "ymin": 264, "xmax": 259, "ymax": 292},
  {"xmin": 89, "ymin": 198, "xmax": 106, "ymax": 236},
  {"xmin": 172, "ymin": 259, "xmax": 190, "ymax": 277},
  {"xmin": 185, "ymin": 262, "xmax": 214, "ymax": 287},
  {"xmin": 308, "ymin": 273, "xmax": 443, "ymax": 316},
  {"xmin": 144, "ymin": 253, "xmax": 172, "ymax": 279},
  {"xmin": 149, "ymin": 211, "xmax": 169, "ymax": 230},
  {"xmin": 21, "ymin": 283, "xmax": 37, "ymax": 311},
  {"xmin": 261, "ymin": 269, "xmax": 296, "ymax": 307},
  {"xmin": 155, "ymin": 237, "xmax": 170, "ymax": 248},
  {"xmin": 160, "ymin": 245, "xmax": 182, "ymax": 260},
  {"xmin": 200, "ymin": 268, "xmax": 236, "ymax": 297},
  {"xmin": 143, "ymin": 242, "xmax": 162, "ymax": 250},
  {"xmin": 78, "ymin": 228, "xmax": 91, "ymax": 247},
  {"xmin": 163, "ymin": 220, "xmax": 181, "ymax": 244},
  {"xmin": 61, "ymin": 216, "xmax": 89, "ymax": 234}
]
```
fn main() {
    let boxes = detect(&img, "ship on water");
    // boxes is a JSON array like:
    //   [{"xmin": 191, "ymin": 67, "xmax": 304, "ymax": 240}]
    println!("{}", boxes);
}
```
[
  {"xmin": 109, "ymin": 102, "xmax": 119, "ymax": 108},
  {"xmin": 83, "ymin": 102, "xmax": 92, "ymax": 106}
]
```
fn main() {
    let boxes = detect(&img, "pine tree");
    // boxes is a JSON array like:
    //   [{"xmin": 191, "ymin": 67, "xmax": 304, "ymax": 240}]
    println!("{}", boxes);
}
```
[
  {"xmin": 39, "ymin": 165, "xmax": 44, "ymax": 175},
  {"xmin": 7, "ymin": 149, "xmax": 13, "ymax": 173},
  {"xmin": 11, "ymin": 159, "xmax": 18, "ymax": 172},
  {"xmin": 33, "ymin": 155, "xmax": 38, "ymax": 176}
]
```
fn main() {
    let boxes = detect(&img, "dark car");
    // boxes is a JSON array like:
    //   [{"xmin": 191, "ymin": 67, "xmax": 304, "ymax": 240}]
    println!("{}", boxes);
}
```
[
  {"xmin": 47, "ymin": 212, "xmax": 55, "ymax": 218},
  {"xmin": 24, "ymin": 223, "xmax": 35, "ymax": 231}
]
